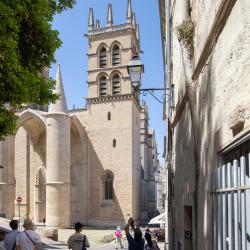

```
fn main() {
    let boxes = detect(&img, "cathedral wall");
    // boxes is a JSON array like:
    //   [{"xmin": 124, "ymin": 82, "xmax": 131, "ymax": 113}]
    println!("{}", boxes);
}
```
[
  {"xmin": 15, "ymin": 128, "xmax": 28, "ymax": 218},
  {"xmin": 0, "ymin": 137, "xmax": 15, "ymax": 219},
  {"xmin": 131, "ymin": 102, "xmax": 141, "ymax": 222},
  {"xmin": 85, "ymin": 100, "xmax": 137, "ymax": 226},
  {"xmin": 14, "ymin": 127, "xmax": 46, "ymax": 222},
  {"xmin": 29, "ymin": 132, "xmax": 46, "ymax": 222},
  {"xmin": 70, "ymin": 126, "xmax": 86, "ymax": 224}
]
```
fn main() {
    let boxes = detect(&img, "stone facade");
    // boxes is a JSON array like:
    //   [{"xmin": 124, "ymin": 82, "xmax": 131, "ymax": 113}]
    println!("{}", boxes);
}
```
[
  {"xmin": 0, "ymin": 0, "xmax": 158, "ymax": 228},
  {"xmin": 160, "ymin": 0, "xmax": 250, "ymax": 249}
]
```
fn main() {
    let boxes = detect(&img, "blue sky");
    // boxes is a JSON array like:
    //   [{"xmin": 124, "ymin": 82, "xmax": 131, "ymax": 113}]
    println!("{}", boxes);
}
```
[{"xmin": 50, "ymin": 0, "xmax": 166, "ymax": 164}]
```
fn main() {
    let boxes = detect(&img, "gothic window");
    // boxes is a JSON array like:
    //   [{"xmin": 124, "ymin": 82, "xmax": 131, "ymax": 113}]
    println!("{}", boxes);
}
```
[
  {"xmin": 108, "ymin": 112, "xmax": 111, "ymax": 121},
  {"xmin": 105, "ymin": 174, "xmax": 113, "ymax": 200},
  {"xmin": 112, "ymin": 45, "xmax": 120, "ymax": 66},
  {"xmin": 113, "ymin": 138, "xmax": 116, "ymax": 148},
  {"xmin": 112, "ymin": 74, "xmax": 120, "ymax": 95},
  {"xmin": 99, "ymin": 47, "xmax": 107, "ymax": 68},
  {"xmin": 99, "ymin": 76, "xmax": 107, "ymax": 96}
]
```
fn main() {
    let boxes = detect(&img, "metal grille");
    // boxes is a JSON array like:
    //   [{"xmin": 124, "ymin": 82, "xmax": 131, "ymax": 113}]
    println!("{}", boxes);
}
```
[{"xmin": 211, "ymin": 153, "xmax": 250, "ymax": 249}]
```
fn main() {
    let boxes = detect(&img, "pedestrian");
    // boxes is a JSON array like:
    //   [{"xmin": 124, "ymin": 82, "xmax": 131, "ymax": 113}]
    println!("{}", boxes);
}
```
[
  {"xmin": 67, "ymin": 222, "xmax": 90, "ymax": 250},
  {"xmin": 114, "ymin": 226, "xmax": 123, "ymax": 249},
  {"xmin": 4, "ymin": 219, "xmax": 19, "ymax": 250},
  {"xmin": 0, "ymin": 231, "xmax": 6, "ymax": 250},
  {"xmin": 125, "ymin": 218, "xmax": 144, "ymax": 250},
  {"xmin": 144, "ymin": 226, "xmax": 151, "ymax": 238},
  {"xmin": 16, "ymin": 218, "xmax": 41, "ymax": 250},
  {"xmin": 144, "ymin": 232, "xmax": 160, "ymax": 250}
]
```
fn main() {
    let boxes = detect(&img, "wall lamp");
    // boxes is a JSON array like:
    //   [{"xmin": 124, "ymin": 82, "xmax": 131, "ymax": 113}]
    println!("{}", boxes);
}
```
[{"xmin": 127, "ymin": 56, "xmax": 173, "ymax": 104}]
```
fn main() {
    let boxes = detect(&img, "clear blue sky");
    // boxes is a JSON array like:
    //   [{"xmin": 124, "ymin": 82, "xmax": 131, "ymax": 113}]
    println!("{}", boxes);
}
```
[{"xmin": 50, "ymin": 0, "xmax": 166, "ymax": 164}]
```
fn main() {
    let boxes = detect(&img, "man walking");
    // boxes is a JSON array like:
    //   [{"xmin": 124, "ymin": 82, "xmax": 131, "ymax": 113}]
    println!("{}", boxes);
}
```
[
  {"xmin": 16, "ymin": 219, "xmax": 41, "ymax": 250},
  {"xmin": 67, "ymin": 222, "xmax": 90, "ymax": 250},
  {"xmin": 4, "ymin": 220, "xmax": 19, "ymax": 250}
]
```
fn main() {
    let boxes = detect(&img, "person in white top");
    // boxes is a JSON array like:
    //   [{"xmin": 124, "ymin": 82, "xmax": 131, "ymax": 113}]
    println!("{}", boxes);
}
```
[{"xmin": 16, "ymin": 219, "xmax": 41, "ymax": 250}]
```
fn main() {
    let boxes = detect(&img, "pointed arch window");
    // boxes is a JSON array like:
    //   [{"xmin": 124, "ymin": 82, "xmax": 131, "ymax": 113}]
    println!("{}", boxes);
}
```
[
  {"xmin": 99, "ymin": 47, "xmax": 107, "ymax": 68},
  {"xmin": 105, "ymin": 174, "xmax": 113, "ymax": 200},
  {"xmin": 112, "ymin": 74, "xmax": 120, "ymax": 95},
  {"xmin": 112, "ymin": 45, "xmax": 120, "ymax": 66},
  {"xmin": 99, "ymin": 76, "xmax": 107, "ymax": 96}
]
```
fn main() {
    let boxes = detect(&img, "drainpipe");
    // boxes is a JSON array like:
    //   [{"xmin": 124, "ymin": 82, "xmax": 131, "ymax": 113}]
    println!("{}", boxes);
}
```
[
  {"xmin": 165, "ymin": 0, "xmax": 171, "ymax": 250},
  {"xmin": 166, "ymin": 0, "xmax": 172, "ymax": 117}
]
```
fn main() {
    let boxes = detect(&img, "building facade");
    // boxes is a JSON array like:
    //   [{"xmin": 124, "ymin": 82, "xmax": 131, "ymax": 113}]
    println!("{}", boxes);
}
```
[
  {"xmin": 0, "ymin": 0, "xmax": 158, "ymax": 228},
  {"xmin": 159, "ymin": 0, "xmax": 250, "ymax": 249}
]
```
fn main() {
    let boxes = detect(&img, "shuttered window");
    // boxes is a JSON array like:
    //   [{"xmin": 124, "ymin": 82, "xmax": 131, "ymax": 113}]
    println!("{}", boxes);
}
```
[
  {"xmin": 112, "ymin": 45, "xmax": 120, "ymax": 66},
  {"xmin": 211, "ymin": 140, "xmax": 250, "ymax": 249},
  {"xmin": 99, "ymin": 47, "xmax": 107, "ymax": 68},
  {"xmin": 112, "ymin": 74, "xmax": 120, "ymax": 95},
  {"xmin": 99, "ymin": 76, "xmax": 107, "ymax": 96}
]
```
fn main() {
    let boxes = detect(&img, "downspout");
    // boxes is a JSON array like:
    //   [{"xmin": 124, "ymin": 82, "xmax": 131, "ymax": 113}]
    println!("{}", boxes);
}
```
[
  {"xmin": 165, "ymin": 0, "xmax": 171, "ymax": 250},
  {"xmin": 166, "ymin": 0, "xmax": 172, "ymax": 117}
]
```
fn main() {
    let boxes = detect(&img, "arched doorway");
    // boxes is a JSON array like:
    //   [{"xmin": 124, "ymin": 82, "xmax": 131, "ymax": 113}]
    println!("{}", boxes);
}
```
[{"xmin": 15, "ymin": 110, "xmax": 46, "ymax": 221}]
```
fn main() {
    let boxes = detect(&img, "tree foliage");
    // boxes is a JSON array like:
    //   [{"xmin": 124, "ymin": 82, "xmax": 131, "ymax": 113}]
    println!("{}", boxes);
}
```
[{"xmin": 0, "ymin": 0, "xmax": 75, "ymax": 140}]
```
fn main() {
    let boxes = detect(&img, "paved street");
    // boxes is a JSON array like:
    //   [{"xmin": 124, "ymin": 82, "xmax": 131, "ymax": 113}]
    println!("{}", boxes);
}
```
[
  {"xmin": 41, "ymin": 242, "xmax": 127, "ymax": 250},
  {"xmin": 41, "ymin": 240, "xmax": 164, "ymax": 250}
]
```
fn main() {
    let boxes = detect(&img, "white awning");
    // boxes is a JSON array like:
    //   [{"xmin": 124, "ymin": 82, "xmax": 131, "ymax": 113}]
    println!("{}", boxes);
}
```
[{"xmin": 148, "ymin": 213, "xmax": 166, "ymax": 224}]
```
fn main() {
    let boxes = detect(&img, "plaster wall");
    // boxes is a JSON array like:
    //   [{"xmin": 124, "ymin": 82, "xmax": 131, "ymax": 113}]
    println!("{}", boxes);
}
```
[{"xmin": 170, "ymin": 0, "xmax": 250, "ymax": 249}]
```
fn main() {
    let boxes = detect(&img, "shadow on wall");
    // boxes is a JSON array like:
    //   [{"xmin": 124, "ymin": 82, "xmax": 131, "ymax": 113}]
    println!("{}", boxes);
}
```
[
  {"xmin": 84, "ymin": 135, "xmax": 125, "ymax": 228},
  {"xmin": 173, "ymin": 61, "xmax": 222, "ymax": 250}
]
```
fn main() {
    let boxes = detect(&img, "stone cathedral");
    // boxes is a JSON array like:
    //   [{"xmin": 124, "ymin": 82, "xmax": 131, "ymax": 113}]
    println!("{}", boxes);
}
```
[{"xmin": 0, "ymin": 0, "xmax": 158, "ymax": 228}]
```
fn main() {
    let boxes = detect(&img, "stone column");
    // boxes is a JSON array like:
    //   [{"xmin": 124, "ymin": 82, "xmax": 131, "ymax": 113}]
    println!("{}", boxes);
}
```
[{"xmin": 46, "ymin": 114, "xmax": 70, "ymax": 227}]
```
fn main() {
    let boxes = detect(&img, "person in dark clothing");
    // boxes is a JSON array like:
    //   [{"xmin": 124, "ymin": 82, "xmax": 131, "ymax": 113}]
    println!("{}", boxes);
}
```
[
  {"xmin": 4, "ymin": 220, "xmax": 19, "ymax": 250},
  {"xmin": 125, "ymin": 218, "xmax": 144, "ymax": 250},
  {"xmin": 144, "ymin": 232, "xmax": 160, "ymax": 250}
]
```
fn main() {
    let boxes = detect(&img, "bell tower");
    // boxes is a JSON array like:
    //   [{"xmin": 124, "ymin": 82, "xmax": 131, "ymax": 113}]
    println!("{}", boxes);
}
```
[
  {"xmin": 86, "ymin": 0, "xmax": 141, "ymax": 100},
  {"xmin": 85, "ymin": 0, "xmax": 143, "ymax": 226}
]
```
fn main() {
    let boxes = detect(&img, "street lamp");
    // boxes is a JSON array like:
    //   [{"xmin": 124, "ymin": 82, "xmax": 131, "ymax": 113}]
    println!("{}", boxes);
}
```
[
  {"xmin": 127, "ymin": 56, "xmax": 173, "ymax": 104},
  {"xmin": 127, "ymin": 56, "xmax": 144, "ymax": 89}
]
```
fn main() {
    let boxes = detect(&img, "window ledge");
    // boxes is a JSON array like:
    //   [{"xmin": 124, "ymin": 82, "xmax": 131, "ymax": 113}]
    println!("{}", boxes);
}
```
[{"xmin": 100, "ymin": 199, "xmax": 114, "ymax": 206}]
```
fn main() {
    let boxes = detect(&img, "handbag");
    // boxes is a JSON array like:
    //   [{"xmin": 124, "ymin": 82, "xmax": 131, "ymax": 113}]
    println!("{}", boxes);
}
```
[{"xmin": 82, "ymin": 235, "xmax": 86, "ymax": 250}]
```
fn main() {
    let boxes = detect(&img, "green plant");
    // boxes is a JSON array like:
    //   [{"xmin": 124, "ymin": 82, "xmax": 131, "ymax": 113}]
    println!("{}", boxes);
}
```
[{"xmin": 176, "ymin": 17, "xmax": 195, "ymax": 59}]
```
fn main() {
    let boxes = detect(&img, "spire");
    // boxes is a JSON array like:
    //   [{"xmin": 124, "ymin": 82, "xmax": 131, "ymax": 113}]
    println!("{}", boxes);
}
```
[
  {"xmin": 136, "ymin": 24, "xmax": 140, "ymax": 42},
  {"xmin": 132, "ymin": 12, "xmax": 136, "ymax": 26},
  {"xmin": 107, "ymin": 3, "xmax": 113, "ymax": 27},
  {"xmin": 126, "ymin": 0, "xmax": 133, "ymax": 23},
  {"xmin": 88, "ymin": 7, "xmax": 94, "ymax": 31},
  {"xmin": 49, "ymin": 65, "xmax": 68, "ymax": 114},
  {"xmin": 96, "ymin": 19, "xmax": 100, "ymax": 29}
]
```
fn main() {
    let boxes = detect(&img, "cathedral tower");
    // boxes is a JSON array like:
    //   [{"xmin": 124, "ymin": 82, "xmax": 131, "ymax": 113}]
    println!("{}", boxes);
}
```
[
  {"xmin": 85, "ymin": 0, "xmax": 142, "ymax": 226},
  {"xmin": 46, "ymin": 65, "xmax": 71, "ymax": 227}
]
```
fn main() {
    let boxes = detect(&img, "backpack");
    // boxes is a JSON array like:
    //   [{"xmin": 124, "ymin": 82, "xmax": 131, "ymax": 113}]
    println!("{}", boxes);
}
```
[
  {"xmin": 115, "ymin": 230, "xmax": 122, "ymax": 238},
  {"xmin": 145, "ymin": 240, "xmax": 160, "ymax": 250}
]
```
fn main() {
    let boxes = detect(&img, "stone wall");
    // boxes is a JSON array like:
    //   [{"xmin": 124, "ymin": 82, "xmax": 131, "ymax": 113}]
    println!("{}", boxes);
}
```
[{"xmin": 169, "ymin": 0, "xmax": 250, "ymax": 249}]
